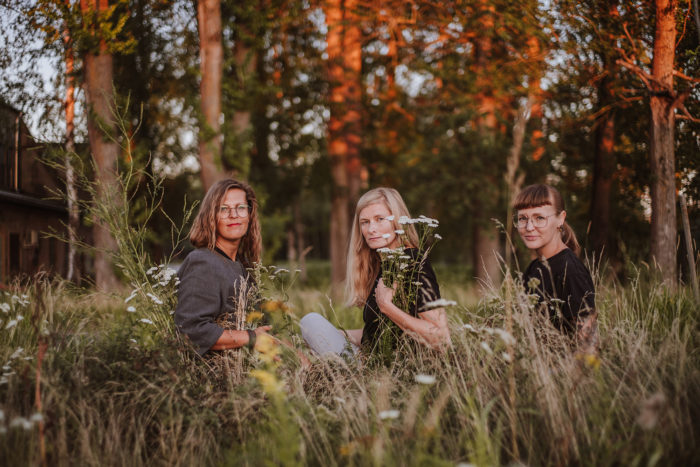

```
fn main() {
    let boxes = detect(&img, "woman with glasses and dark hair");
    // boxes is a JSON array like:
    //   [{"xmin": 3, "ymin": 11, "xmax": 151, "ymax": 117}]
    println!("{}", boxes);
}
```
[
  {"xmin": 174, "ymin": 179, "xmax": 272, "ymax": 356},
  {"xmin": 513, "ymin": 184, "xmax": 597, "ymax": 352}
]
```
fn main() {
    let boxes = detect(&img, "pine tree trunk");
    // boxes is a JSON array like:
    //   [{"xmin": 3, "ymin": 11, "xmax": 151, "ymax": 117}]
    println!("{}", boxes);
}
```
[
  {"xmin": 473, "ymin": 0, "xmax": 501, "ymax": 286},
  {"xmin": 198, "ymin": 0, "xmax": 223, "ymax": 191},
  {"xmin": 590, "ymin": 74, "xmax": 616, "ymax": 260},
  {"xmin": 326, "ymin": 0, "xmax": 363, "ymax": 296},
  {"xmin": 649, "ymin": 0, "xmax": 677, "ymax": 287},
  {"xmin": 81, "ymin": 0, "xmax": 120, "ymax": 291}
]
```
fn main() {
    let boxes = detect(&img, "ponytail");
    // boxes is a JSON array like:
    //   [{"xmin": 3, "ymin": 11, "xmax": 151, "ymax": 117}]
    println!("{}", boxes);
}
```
[{"xmin": 560, "ymin": 222, "xmax": 580, "ymax": 256}]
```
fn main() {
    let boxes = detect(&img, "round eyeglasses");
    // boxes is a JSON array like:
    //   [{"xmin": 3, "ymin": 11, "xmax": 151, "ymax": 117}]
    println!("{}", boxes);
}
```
[
  {"xmin": 218, "ymin": 204, "xmax": 250, "ymax": 218},
  {"xmin": 513, "ymin": 213, "xmax": 556, "ymax": 229}
]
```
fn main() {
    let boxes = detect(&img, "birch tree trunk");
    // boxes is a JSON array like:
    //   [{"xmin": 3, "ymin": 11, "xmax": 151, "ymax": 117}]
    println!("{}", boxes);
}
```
[{"xmin": 63, "ymin": 6, "xmax": 80, "ymax": 283}]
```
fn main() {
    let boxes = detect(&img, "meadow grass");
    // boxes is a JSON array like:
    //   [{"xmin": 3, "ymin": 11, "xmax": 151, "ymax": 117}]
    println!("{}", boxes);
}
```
[{"xmin": 0, "ymin": 260, "xmax": 698, "ymax": 466}]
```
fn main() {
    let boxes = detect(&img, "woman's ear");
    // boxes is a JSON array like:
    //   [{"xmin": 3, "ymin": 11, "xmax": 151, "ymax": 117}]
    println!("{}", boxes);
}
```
[{"xmin": 559, "ymin": 210, "xmax": 567, "ymax": 228}]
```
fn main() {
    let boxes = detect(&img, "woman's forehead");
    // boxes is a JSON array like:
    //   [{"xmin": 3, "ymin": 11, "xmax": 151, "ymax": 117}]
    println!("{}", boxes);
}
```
[
  {"xmin": 359, "ymin": 202, "xmax": 390, "ymax": 218},
  {"xmin": 222, "ymin": 188, "xmax": 247, "ymax": 204}
]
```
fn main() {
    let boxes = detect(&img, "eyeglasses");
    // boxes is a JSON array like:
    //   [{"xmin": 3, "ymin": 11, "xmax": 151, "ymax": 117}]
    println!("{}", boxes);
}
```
[
  {"xmin": 218, "ymin": 204, "xmax": 250, "ymax": 218},
  {"xmin": 513, "ymin": 213, "xmax": 556, "ymax": 229}
]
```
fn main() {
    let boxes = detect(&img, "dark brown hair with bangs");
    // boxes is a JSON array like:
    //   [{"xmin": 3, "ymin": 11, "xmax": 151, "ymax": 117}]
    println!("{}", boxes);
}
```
[
  {"xmin": 189, "ymin": 179, "xmax": 262, "ymax": 269},
  {"xmin": 513, "ymin": 184, "xmax": 581, "ymax": 256}
]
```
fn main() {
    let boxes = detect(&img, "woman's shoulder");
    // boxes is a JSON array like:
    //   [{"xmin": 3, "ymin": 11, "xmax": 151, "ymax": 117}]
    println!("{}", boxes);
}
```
[{"xmin": 181, "ymin": 248, "xmax": 243, "ymax": 274}]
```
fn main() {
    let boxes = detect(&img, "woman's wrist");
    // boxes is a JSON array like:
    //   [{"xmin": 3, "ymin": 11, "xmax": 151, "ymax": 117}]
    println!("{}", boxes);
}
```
[{"xmin": 246, "ymin": 329, "xmax": 256, "ymax": 349}]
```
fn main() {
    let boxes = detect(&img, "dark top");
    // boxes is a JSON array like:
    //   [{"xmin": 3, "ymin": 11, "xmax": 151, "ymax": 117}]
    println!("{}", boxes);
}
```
[
  {"xmin": 522, "ymin": 247, "xmax": 595, "ymax": 334},
  {"xmin": 361, "ymin": 248, "xmax": 441, "ymax": 351},
  {"xmin": 174, "ymin": 247, "xmax": 248, "ymax": 355}
]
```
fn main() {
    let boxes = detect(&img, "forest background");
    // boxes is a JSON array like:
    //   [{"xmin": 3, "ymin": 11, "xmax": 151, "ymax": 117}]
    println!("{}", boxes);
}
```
[
  {"xmin": 1, "ymin": 0, "xmax": 698, "ymax": 294},
  {"xmin": 0, "ymin": 2, "xmax": 699, "ymax": 466}
]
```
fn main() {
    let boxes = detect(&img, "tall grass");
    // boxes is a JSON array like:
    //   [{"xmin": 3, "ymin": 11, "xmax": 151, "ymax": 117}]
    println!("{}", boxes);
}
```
[{"xmin": 0, "ymin": 261, "xmax": 698, "ymax": 466}]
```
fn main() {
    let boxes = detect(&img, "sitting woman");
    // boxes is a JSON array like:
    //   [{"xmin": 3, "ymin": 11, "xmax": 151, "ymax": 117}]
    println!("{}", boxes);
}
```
[
  {"xmin": 174, "ymin": 179, "xmax": 272, "ymax": 356},
  {"xmin": 301, "ymin": 187, "xmax": 450, "ymax": 358},
  {"xmin": 513, "ymin": 184, "xmax": 598, "ymax": 352}
]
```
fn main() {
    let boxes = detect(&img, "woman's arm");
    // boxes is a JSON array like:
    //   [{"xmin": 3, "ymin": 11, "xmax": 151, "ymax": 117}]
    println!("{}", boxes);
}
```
[
  {"xmin": 345, "ymin": 328, "xmax": 363, "ymax": 347},
  {"xmin": 210, "ymin": 325, "xmax": 272, "ymax": 351},
  {"xmin": 375, "ymin": 279, "xmax": 450, "ymax": 350}
]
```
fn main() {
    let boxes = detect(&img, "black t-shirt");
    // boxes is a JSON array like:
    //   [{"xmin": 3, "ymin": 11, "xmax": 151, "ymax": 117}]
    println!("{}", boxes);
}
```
[
  {"xmin": 361, "ymin": 248, "xmax": 441, "ymax": 351},
  {"xmin": 522, "ymin": 248, "xmax": 595, "ymax": 334}
]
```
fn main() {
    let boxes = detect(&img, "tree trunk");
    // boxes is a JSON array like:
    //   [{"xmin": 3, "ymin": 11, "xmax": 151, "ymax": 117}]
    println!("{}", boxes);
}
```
[
  {"xmin": 63, "ymin": 7, "xmax": 80, "ymax": 283},
  {"xmin": 198, "ymin": 0, "xmax": 224, "ymax": 191},
  {"xmin": 649, "ymin": 0, "xmax": 677, "ymax": 287},
  {"xmin": 326, "ymin": 0, "xmax": 363, "ymax": 296},
  {"xmin": 590, "ymin": 0, "xmax": 620, "ymax": 263},
  {"xmin": 590, "ymin": 72, "xmax": 616, "ymax": 260},
  {"xmin": 473, "ymin": 0, "xmax": 501, "ymax": 286},
  {"xmin": 81, "ymin": 0, "xmax": 120, "ymax": 291}
]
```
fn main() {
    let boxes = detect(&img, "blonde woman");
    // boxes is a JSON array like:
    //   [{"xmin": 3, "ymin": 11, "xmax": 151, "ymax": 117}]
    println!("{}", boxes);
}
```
[
  {"xmin": 301, "ymin": 187, "xmax": 450, "ymax": 357},
  {"xmin": 174, "ymin": 179, "xmax": 272, "ymax": 355}
]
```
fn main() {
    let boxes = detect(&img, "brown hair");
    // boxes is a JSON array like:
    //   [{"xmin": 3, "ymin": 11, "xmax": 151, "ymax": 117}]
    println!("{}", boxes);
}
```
[
  {"xmin": 345, "ymin": 187, "xmax": 419, "ymax": 306},
  {"xmin": 513, "ymin": 184, "xmax": 581, "ymax": 256},
  {"xmin": 189, "ymin": 179, "xmax": 262, "ymax": 269}
]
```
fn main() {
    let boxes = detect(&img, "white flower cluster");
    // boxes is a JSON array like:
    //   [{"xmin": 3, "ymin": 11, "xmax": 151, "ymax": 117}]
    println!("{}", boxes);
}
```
[
  {"xmin": 398, "ymin": 215, "xmax": 439, "ymax": 227},
  {"xmin": 0, "ymin": 347, "xmax": 25, "ymax": 385},
  {"xmin": 414, "ymin": 373, "xmax": 436, "ymax": 385},
  {"xmin": 378, "ymin": 409, "xmax": 400, "ymax": 420},
  {"xmin": 147, "ymin": 265, "xmax": 180, "ymax": 288},
  {"xmin": 0, "ymin": 411, "xmax": 43, "ymax": 434},
  {"xmin": 422, "ymin": 298, "xmax": 458, "ymax": 310},
  {"xmin": 462, "ymin": 323, "xmax": 516, "ymax": 362}
]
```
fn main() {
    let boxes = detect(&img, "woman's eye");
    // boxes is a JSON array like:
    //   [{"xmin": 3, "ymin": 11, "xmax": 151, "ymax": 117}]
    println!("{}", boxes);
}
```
[
  {"xmin": 518, "ymin": 216, "xmax": 527, "ymax": 222},
  {"xmin": 536, "ymin": 216, "xmax": 546, "ymax": 222}
]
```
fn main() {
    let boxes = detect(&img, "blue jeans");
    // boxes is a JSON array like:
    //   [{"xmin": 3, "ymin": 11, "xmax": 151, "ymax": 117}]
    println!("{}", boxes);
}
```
[{"xmin": 299, "ymin": 312, "xmax": 360, "ymax": 358}]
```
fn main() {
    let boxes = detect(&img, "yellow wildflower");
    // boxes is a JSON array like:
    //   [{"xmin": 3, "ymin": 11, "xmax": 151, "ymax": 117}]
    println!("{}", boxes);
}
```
[
  {"xmin": 246, "ymin": 311, "xmax": 263, "ymax": 323},
  {"xmin": 250, "ymin": 369, "xmax": 284, "ymax": 395}
]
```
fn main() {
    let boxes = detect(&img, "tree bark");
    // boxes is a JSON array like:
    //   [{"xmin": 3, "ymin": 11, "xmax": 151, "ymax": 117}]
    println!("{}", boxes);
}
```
[
  {"xmin": 198, "ymin": 0, "xmax": 224, "ymax": 191},
  {"xmin": 326, "ymin": 0, "xmax": 363, "ymax": 296},
  {"xmin": 63, "ymin": 6, "xmax": 80, "ymax": 283},
  {"xmin": 649, "ymin": 0, "xmax": 677, "ymax": 287},
  {"xmin": 590, "ymin": 72, "xmax": 616, "ymax": 260},
  {"xmin": 473, "ymin": 0, "xmax": 501, "ymax": 286},
  {"xmin": 81, "ymin": 0, "xmax": 120, "ymax": 291},
  {"xmin": 590, "ymin": 0, "xmax": 620, "ymax": 263}
]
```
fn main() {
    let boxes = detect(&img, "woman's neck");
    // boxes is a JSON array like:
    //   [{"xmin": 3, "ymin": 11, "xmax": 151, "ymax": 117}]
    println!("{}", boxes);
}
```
[
  {"xmin": 536, "ymin": 239, "xmax": 566, "ymax": 260},
  {"xmin": 215, "ymin": 240, "xmax": 239, "ymax": 261}
]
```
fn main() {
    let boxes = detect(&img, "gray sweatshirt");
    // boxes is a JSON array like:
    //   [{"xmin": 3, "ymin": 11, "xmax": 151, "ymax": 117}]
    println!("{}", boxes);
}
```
[{"xmin": 174, "ymin": 248, "xmax": 247, "ymax": 355}]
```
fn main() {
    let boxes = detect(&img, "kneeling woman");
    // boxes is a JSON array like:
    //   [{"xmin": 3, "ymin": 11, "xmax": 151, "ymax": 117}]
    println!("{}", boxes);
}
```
[
  {"xmin": 513, "ymin": 184, "xmax": 597, "ymax": 351},
  {"xmin": 175, "ymin": 179, "xmax": 272, "ymax": 356},
  {"xmin": 301, "ymin": 188, "xmax": 450, "ymax": 357}
]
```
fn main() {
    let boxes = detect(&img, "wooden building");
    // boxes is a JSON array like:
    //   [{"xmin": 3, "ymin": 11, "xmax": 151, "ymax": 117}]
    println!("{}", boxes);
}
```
[{"xmin": 0, "ymin": 102, "xmax": 69, "ymax": 284}]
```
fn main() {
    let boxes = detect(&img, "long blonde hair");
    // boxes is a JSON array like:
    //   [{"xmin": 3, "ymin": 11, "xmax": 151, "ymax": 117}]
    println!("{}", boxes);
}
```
[
  {"xmin": 189, "ymin": 179, "xmax": 262, "ymax": 269},
  {"xmin": 345, "ymin": 187, "xmax": 419, "ymax": 306}
]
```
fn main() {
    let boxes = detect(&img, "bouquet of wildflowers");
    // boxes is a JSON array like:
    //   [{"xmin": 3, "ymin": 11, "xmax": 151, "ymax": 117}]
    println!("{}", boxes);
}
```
[{"xmin": 372, "ymin": 215, "xmax": 441, "ymax": 362}]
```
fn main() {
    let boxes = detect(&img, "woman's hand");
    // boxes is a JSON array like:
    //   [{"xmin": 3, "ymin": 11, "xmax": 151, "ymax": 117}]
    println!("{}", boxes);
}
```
[
  {"xmin": 375, "ymin": 278, "xmax": 396, "ymax": 309},
  {"xmin": 254, "ymin": 325, "xmax": 272, "ymax": 337}
]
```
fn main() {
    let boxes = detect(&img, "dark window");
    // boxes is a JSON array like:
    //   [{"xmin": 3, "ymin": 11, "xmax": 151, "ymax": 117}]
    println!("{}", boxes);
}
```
[{"xmin": 9, "ymin": 233, "xmax": 20, "ymax": 275}]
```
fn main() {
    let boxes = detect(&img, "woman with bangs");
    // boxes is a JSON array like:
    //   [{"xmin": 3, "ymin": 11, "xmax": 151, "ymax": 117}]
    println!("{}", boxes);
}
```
[
  {"xmin": 300, "ymin": 187, "xmax": 450, "ymax": 358},
  {"xmin": 174, "ymin": 179, "xmax": 272, "ymax": 356},
  {"xmin": 513, "ymin": 184, "xmax": 598, "ymax": 352}
]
